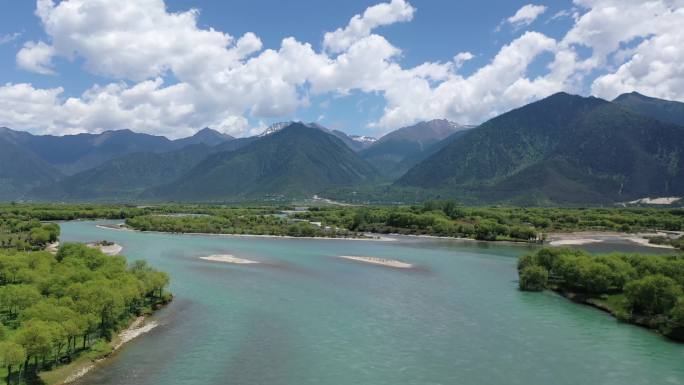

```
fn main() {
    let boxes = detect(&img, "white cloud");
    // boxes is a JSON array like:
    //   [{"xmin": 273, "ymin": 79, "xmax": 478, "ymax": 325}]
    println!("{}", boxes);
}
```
[
  {"xmin": 0, "ymin": 32, "xmax": 21, "ymax": 45},
  {"xmin": 16, "ymin": 41, "xmax": 55, "ymax": 75},
  {"xmin": 3, "ymin": 0, "xmax": 684, "ymax": 138},
  {"xmin": 375, "ymin": 32, "xmax": 558, "ymax": 128},
  {"xmin": 323, "ymin": 0, "xmax": 415, "ymax": 54},
  {"xmin": 507, "ymin": 4, "xmax": 548, "ymax": 28},
  {"xmin": 582, "ymin": 1, "xmax": 684, "ymax": 101},
  {"xmin": 453, "ymin": 52, "xmax": 474, "ymax": 69}
]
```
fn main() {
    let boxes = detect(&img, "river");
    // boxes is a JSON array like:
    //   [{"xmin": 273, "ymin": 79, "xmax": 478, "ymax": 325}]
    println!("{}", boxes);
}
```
[{"xmin": 61, "ymin": 220, "xmax": 684, "ymax": 385}]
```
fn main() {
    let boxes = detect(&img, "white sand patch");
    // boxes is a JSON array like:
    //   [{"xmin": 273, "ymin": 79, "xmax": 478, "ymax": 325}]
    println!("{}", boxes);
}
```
[
  {"xmin": 340, "ymin": 255, "xmax": 413, "ymax": 268},
  {"xmin": 87, "ymin": 242, "xmax": 122, "ymax": 256},
  {"xmin": 549, "ymin": 239, "xmax": 603, "ymax": 246},
  {"xmin": 45, "ymin": 241, "xmax": 60, "ymax": 253},
  {"xmin": 114, "ymin": 317, "xmax": 159, "ymax": 350},
  {"xmin": 64, "ymin": 364, "xmax": 95, "ymax": 383},
  {"xmin": 200, "ymin": 254, "xmax": 260, "ymax": 264},
  {"xmin": 628, "ymin": 197, "xmax": 681, "ymax": 205}
]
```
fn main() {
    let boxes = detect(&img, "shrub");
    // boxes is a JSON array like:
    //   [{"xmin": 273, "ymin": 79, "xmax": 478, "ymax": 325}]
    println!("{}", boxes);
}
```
[
  {"xmin": 517, "ymin": 254, "xmax": 537, "ymax": 272},
  {"xmin": 519, "ymin": 265, "xmax": 548, "ymax": 291},
  {"xmin": 624, "ymin": 274, "xmax": 682, "ymax": 316}
]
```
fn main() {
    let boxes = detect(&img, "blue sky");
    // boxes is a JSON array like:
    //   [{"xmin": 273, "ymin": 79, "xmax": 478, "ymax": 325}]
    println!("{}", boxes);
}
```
[{"xmin": 0, "ymin": 0, "xmax": 681, "ymax": 138}]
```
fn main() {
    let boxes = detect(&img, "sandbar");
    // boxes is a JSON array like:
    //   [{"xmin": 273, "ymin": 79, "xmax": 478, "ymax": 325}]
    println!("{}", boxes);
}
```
[
  {"xmin": 339, "ymin": 255, "xmax": 413, "ymax": 268},
  {"xmin": 200, "ymin": 254, "xmax": 260, "ymax": 264}
]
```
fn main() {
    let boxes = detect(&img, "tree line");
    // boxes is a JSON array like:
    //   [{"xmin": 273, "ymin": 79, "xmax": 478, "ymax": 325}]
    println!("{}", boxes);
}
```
[
  {"xmin": 295, "ymin": 202, "xmax": 684, "ymax": 243},
  {"xmin": 125, "ymin": 210, "xmax": 355, "ymax": 238}
]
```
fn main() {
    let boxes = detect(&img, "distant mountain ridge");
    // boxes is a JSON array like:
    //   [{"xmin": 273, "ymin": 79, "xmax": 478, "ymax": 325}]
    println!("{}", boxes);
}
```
[
  {"xmin": 398, "ymin": 92, "xmax": 684, "ymax": 204},
  {"xmin": 613, "ymin": 92, "xmax": 684, "ymax": 126},
  {"xmin": 360, "ymin": 119, "xmax": 471, "ymax": 179},
  {"xmin": 0, "ymin": 126, "xmax": 234, "ymax": 176},
  {"xmin": 153, "ymin": 122, "xmax": 378, "ymax": 201},
  {"xmin": 30, "ymin": 144, "xmax": 216, "ymax": 201},
  {"xmin": 4, "ymin": 91, "xmax": 684, "ymax": 204},
  {"xmin": 0, "ymin": 136, "xmax": 62, "ymax": 200},
  {"xmin": 172, "ymin": 127, "xmax": 234, "ymax": 147}
]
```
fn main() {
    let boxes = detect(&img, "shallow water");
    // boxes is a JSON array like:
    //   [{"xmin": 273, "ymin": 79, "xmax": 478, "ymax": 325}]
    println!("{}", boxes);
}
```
[{"xmin": 61, "ymin": 221, "xmax": 684, "ymax": 385}]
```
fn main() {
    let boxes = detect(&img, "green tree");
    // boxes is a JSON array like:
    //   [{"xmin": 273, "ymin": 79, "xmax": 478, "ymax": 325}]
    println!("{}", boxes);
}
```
[
  {"xmin": 0, "ymin": 341, "xmax": 26, "ymax": 385},
  {"xmin": 14, "ymin": 320, "xmax": 53, "ymax": 372},
  {"xmin": 28, "ymin": 228, "xmax": 50, "ymax": 246},
  {"xmin": 0, "ymin": 285, "xmax": 41, "ymax": 318},
  {"xmin": 578, "ymin": 262, "xmax": 612, "ymax": 294},
  {"xmin": 624, "ymin": 274, "xmax": 682, "ymax": 316},
  {"xmin": 669, "ymin": 297, "xmax": 684, "ymax": 330},
  {"xmin": 519, "ymin": 265, "xmax": 549, "ymax": 291}
]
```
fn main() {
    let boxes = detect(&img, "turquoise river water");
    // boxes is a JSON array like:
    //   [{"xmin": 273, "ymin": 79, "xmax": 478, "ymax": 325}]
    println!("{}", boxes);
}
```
[{"xmin": 60, "ymin": 220, "xmax": 684, "ymax": 385}]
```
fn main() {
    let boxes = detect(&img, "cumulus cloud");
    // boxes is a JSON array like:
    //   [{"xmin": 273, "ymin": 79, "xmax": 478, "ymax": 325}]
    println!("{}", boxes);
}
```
[
  {"xmin": 16, "ymin": 41, "xmax": 55, "ymax": 75},
  {"xmin": 584, "ymin": 1, "xmax": 684, "ymax": 101},
  {"xmin": 375, "ymin": 32, "xmax": 558, "ymax": 128},
  {"xmin": 507, "ymin": 4, "xmax": 548, "ymax": 28},
  {"xmin": 3, "ymin": 0, "xmax": 684, "ymax": 137}
]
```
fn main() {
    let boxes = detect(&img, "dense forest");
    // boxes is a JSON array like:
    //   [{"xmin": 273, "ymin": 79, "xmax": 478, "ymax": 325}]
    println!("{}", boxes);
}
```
[
  {"xmin": 518, "ymin": 248, "xmax": 684, "ymax": 341},
  {"xmin": 0, "ymin": 206, "xmax": 171, "ymax": 385},
  {"xmin": 0, "ymin": 244, "xmax": 170, "ymax": 384}
]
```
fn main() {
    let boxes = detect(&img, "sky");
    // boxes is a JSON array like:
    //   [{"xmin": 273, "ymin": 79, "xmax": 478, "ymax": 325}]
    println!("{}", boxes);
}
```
[{"xmin": 0, "ymin": 0, "xmax": 682, "ymax": 139}]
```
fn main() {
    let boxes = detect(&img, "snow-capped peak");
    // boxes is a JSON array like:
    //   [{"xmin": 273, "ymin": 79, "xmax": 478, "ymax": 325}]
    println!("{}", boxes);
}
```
[
  {"xmin": 349, "ymin": 135, "xmax": 377, "ymax": 143},
  {"xmin": 259, "ymin": 121, "xmax": 293, "ymax": 137}
]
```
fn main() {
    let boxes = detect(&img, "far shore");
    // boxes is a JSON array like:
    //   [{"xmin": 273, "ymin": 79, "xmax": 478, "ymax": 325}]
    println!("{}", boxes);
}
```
[
  {"xmin": 95, "ymin": 223, "xmax": 396, "ymax": 242},
  {"xmin": 339, "ymin": 255, "xmax": 413, "ymax": 268},
  {"xmin": 95, "ymin": 223, "xmax": 681, "ymax": 250}
]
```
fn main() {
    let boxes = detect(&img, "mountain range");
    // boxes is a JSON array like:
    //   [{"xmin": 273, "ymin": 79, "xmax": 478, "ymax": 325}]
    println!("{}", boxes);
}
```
[
  {"xmin": 1, "ymin": 91, "xmax": 683, "ymax": 204},
  {"xmin": 398, "ymin": 92, "xmax": 684, "ymax": 204},
  {"xmin": 151, "ymin": 123, "xmax": 378, "ymax": 201}
]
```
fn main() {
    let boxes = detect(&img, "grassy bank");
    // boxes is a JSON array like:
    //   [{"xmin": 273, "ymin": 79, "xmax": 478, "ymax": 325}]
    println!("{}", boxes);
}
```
[{"xmin": 518, "ymin": 248, "xmax": 684, "ymax": 342}]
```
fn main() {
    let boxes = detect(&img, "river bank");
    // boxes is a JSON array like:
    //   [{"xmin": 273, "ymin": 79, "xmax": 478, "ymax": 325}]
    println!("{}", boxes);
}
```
[
  {"xmin": 554, "ymin": 289, "xmax": 684, "ymax": 343},
  {"xmin": 97, "ymin": 222, "xmax": 684, "ymax": 251},
  {"xmin": 40, "ymin": 315, "xmax": 161, "ymax": 385},
  {"xmin": 96, "ymin": 223, "xmax": 396, "ymax": 241}
]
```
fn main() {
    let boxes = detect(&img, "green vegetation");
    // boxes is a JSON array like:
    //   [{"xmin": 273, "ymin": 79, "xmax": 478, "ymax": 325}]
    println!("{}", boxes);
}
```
[
  {"xmin": 0, "ymin": 204, "xmax": 172, "ymax": 384},
  {"xmin": 517, "ymin": 248, "xmax": 684, "ymax": 341},
  {"xmin": 613, "ymin": 91, "xmax": 684, "ymax": 126},
  {"xmin": 2, "ymin": 202, "xmax": 683, "ymax": 243},
  {"xmin": 154, "ymin": 123, "xmax": 378, "ymax": 201},
  {"xmin": 293, "ymin": 202, "xmax": 684, "ymax": 242},
  {"xmin": 519, "ymin": 265, "xmax": 548, "ymax": 291},
  {"xmin": 125, "ymin": 209, "xmax": 356, "ymax": 238},
  {"xmin": 0, "ymin": 244, "xmax": 170, "ymax": 384},
  {"xmin": 1, "ymin": 219, "xmax": 59, "ymax": 251}
]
